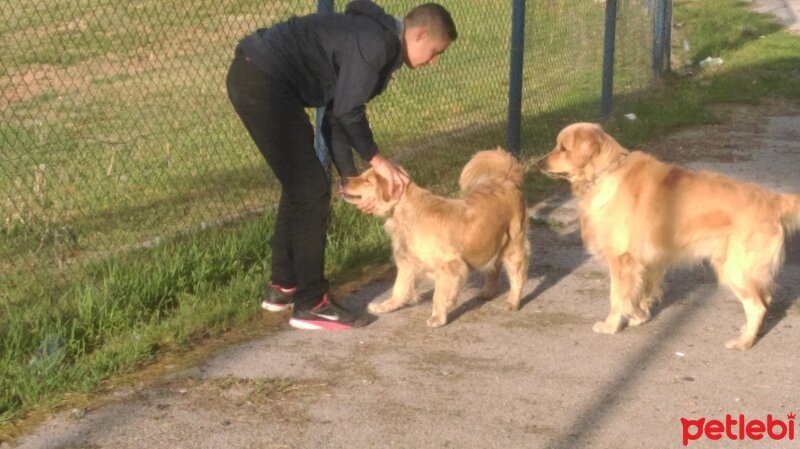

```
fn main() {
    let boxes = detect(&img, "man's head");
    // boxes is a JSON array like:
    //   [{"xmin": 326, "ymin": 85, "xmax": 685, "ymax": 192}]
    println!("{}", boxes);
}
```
[{"xmin": 402, "ymin": 3, "xmax": 457, "ymax": 69}]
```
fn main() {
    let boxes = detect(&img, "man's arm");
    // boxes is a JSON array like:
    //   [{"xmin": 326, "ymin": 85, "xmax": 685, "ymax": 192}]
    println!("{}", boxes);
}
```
[
  {"xmin": 322, "ymin": 104, "xmax": 358, "ymax": 177},
  {"xmin": 328, "ymin": 60, "xmax": 381, "ymax": 163}
]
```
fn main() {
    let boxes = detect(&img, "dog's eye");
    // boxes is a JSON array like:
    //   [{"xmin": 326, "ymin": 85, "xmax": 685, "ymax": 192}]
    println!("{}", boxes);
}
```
[{"xmin": 559, "ymin": 146, "xmax": 567, "ymax": 153}]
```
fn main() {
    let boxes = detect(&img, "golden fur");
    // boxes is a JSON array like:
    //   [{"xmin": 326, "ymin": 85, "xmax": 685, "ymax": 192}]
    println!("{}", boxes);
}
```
[
  {"xmin": 341, "ymin": 148, "xmax": 530, "ymax": 327},
  {"xmin": 538, "ymin": 122, "xmax": 800, "ymax": 350}
]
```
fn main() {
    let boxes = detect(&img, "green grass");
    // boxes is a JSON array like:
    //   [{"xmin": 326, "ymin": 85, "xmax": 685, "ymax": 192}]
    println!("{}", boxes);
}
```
[
  {"xmin": 597, "ymin": 0, "xmax": 800, "ymax": 148},
  {"xmin": 1, "ymin": 0, "xmax": 800, "ymax": 431},
  {"xmin": 0, "ymin": 203, "xmax": 387, "ymax": 425}
]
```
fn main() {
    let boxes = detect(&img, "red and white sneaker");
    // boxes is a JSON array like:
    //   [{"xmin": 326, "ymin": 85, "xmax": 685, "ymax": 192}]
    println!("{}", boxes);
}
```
[{"xmin": 289, "ymin": 294, "xmax": 371, "ymax": 330}]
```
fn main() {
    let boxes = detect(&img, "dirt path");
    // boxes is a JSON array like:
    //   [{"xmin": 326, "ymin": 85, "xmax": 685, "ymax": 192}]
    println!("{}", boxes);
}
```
[
  {"xmin": 753, "ymin": 0, "xmax": 800, "ymax": 33},
  {"xmin": 8, "ymin": 100, "xmax": 800, "ymax": 449}
]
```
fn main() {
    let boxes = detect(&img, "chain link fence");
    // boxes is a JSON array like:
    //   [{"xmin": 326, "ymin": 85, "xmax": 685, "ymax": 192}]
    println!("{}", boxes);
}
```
[{"xmin": 1, "ymin": 0, "xmax": 658, "ymax": 300}]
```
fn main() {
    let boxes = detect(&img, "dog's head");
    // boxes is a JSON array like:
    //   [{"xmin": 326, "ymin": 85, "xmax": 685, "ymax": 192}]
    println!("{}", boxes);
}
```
[
  {"xmin": 537, "ymin": 122, "xmax": 628, "ymax": 187},
  {"xmin": 339, "ymin": 168, "xmax": 403, "ymax": 217}
]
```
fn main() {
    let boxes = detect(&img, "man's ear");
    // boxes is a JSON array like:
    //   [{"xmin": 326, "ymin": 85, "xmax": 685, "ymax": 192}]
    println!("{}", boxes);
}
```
[{"xmin": 408, "ymin": 26, "xmax": 428, "ymax": 43}]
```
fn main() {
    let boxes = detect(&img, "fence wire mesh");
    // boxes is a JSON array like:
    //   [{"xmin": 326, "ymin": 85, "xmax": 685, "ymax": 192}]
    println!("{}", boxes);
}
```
[{"xmin": 2, "ymin": 0, "xmax": 657, "ymax": 299}]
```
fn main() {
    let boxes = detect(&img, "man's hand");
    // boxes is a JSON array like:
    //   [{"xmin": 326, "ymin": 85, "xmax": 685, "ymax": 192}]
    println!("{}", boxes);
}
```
[
  {"xmin": 369, "ymin": 154, "xmax": 410, "ymax": 197},
  {"xmin": 356, "ymin": 198, "xmax": 377, "ymax": 215}
]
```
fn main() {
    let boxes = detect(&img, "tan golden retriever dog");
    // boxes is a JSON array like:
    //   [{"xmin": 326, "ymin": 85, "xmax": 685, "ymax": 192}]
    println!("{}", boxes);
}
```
[
  {"xmin": 538, "ymin": 123, "xmax": 800, "ymax": 350},
  {"xmin": 340, "ymin": 148, "xmax": 530, "ymax": 327}
]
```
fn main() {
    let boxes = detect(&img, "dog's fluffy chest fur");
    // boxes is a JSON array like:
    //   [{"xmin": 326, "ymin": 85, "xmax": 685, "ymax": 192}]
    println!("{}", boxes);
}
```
[
  {"xmin": 575, "ymin": 153, "xmax": 662, "ymax": 259},
  {"xmin": 383, "ymin": 186, "xmax": 463, "ymax": 271},
  {"xmin": 577, "ymin": 166, "xmax": 631, "ymax": 257}
]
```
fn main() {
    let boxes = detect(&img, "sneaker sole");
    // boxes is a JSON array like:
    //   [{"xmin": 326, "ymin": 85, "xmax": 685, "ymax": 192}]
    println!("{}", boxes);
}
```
[
  {"xmin": 261, "ymin": 301, "xmax": 292, "ymax": 312},
  {"xmin": 289, "ymin": 318, "xmax": 354, "ymax": 330}
]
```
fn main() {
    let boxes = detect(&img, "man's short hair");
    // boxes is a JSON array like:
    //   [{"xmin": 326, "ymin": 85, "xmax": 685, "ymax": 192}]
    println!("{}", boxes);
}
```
[{"xmin": 405, "ymin": 3, "xmax": 458, "ymax": 42}]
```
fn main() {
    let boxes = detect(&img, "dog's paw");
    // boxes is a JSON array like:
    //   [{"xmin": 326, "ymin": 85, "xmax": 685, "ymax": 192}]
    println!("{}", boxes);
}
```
[
  {"xmin": 725, "ymin": 337, "xmax": 754, "ymax": 351},
  {"xmin": 504, "ymin": 301, "xmax": 520, "ymax": 312},
  {"xmin": 368, "ymin": 301, "xmax": 393, "ymax": 314},
  {"xmin": 478, "ymin": 287, "xmax": 497, "ymax": 301},
  {"xmin": 427, "ymin": 315, "xmax": 447, "ymax": 328},
  {"xmin": 477, "ymin": 292, "xmax": 494, "ymax": 301},
  {"xmin": 592, "ymin": 320, "xmax": 621, "ymax": 334},
  {"xmin": 627, "ymin": 313, "xmax": 651, "ymax": 327}
]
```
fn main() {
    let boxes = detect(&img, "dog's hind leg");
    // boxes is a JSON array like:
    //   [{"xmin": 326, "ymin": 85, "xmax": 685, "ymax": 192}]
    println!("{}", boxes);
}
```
[
  {"xmin": 715, "ymin": 232, "xmax": 782, "ymax": 350},
  {"xmin": 501, "ymin": 239, "xmax": 529, "ymax": 311},
  {"xmin": 479, "ymin": 260, "xmax": 502, "ymax": 301},
  {"xmin": 722, "ymin": 282, "xmax": 769, "ymax": 350},
  {"xmin": 428, "ymin": 259, "xmax": 468, "ymax": 327},
  {"xmin": 369, "ymin": 257, "xmax": 418, "ymax": 314},
  {"xmin": 628, "ymin": 264, "xmax": 665, "ymax": 327},
  {"xmin": 594, "ymin": 253, "xmax": 644, "ymax": 334}
]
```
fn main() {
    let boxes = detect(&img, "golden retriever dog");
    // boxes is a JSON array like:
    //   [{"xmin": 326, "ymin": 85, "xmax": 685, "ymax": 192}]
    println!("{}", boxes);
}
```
[
  {"xmin": 538, "ymin": 122, "xmax": 800, "ymax": 350},
  {"xmin": 340, "ymin": 148, "xmax": 530, "ymax": 327}
]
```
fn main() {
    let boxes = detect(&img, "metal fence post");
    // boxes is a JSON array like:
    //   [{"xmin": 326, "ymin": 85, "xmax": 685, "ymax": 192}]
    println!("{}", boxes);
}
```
[
  {"xmin": 664, "ymin": 0, "xmax": 673, "ymax": 74},
  {"xmin": 315, "ymin": 0, "xmax": 335, "ymax": 177},
  {"xmin": 506, "ymin": 0, "xmax": 526, "ymax": 156},
  {"xmin": 600, "ymin": 0, "xmax": 618, "ymax": 119},
  {"xmin": 652, "ymin": 0, "xmax": 670, "ymax": 76}
]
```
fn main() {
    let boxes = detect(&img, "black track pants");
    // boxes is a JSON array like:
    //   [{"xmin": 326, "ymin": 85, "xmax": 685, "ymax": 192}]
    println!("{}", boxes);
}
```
[{"xmin": 226, "ymin": 49, "xmax": 330, "ymax": 310}]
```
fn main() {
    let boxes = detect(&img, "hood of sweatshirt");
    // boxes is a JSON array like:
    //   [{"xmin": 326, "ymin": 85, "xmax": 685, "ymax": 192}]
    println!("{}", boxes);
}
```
[{"xmin": 345, "ymin": 0, "xmax": 400, "ymax": 36}]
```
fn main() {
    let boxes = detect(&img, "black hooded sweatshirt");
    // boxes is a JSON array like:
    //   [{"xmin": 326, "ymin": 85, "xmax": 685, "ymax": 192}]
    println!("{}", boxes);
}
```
[{"xmin": 237, "ymin": 0, "xmax": 403, "ymax": 171}]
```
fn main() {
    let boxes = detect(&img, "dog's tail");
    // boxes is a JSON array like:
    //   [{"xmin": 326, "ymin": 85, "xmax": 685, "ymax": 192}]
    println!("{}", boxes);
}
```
[
  {"xmin": 458, "ymin": 147, "xmax": 524, "ymax": 191},
  {"xmin": 779, "ymin": 193, "xmax": 800, "ymax": 233}
]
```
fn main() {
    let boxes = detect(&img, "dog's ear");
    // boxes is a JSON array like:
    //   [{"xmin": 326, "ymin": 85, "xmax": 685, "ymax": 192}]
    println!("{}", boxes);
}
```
[
  {"xmin": 590, "ymin": 126, "xmax": 628, "ymax": 167},
  {"xmin": 375, "ymin": 173, "xmax": 393, "ymax": 202},
  {"xmin": 579, "ymin": 126, "xmax": 605, "ymax": 157}
]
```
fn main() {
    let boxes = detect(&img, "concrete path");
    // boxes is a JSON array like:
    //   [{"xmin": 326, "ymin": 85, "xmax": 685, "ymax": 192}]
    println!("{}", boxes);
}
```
[{"xmin": 752, "ymin": 0, "xmax": 800, "ymax": 33}]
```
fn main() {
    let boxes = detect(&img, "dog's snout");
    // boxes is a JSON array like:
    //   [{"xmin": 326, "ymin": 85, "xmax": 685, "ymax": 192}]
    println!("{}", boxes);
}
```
[
  {"xmin": 340, "ymin": 177, "xmax": 349, "ymax": 187},
  {"xmin": 536, "ymin": 157, "xmax": 547, "ymax": 170}
]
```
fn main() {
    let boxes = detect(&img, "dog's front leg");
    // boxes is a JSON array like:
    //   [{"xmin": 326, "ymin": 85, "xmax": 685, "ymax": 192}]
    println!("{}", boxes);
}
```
[
  {"xmin": 428, "ymin": 260, "xmax": 468, "ymax": 327},
  {"xmin": 369, "ymin": 257, "xmax": 418, "ymax": 314},
  {"xmin": 594, "ymin": 253, "xmax": 640, "ymax": 334}
]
